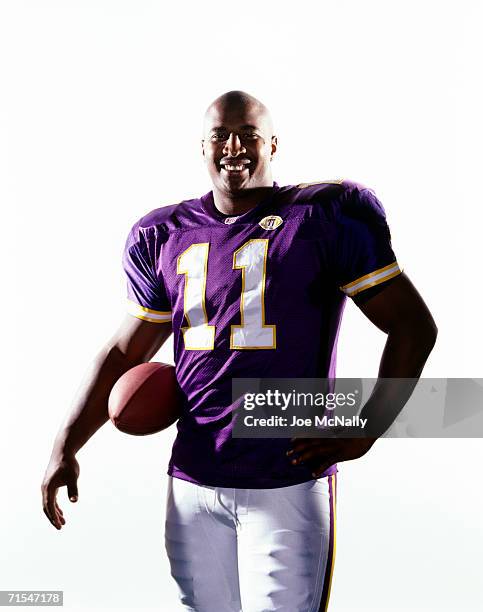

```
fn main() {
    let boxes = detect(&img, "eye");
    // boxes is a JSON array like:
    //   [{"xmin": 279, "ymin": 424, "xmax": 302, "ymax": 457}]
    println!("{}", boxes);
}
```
[
  {"xmin": 243, "ymin": 132, "xmax": 259, "ymax": 139},
  {"xmin": 211, "ymin": 133, "xmax": 227, "ymax": 141}
]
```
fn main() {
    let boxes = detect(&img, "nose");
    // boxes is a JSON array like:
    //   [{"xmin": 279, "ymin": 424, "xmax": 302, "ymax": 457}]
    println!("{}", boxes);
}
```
[{"xmin": 222, "ymin": 133, "xmax": 246, "ymax": 157}]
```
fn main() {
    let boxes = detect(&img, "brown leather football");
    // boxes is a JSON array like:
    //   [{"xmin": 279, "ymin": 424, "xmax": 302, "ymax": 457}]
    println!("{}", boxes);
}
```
[{"xmin": 108, "ymin": 362, "xmax": 180, "ymax": 435}]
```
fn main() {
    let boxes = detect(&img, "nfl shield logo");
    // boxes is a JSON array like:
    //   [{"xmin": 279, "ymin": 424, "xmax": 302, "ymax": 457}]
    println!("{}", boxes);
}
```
[{"xmin": 259, "ymin": 215, "xmax": 283, "ymax": 230}]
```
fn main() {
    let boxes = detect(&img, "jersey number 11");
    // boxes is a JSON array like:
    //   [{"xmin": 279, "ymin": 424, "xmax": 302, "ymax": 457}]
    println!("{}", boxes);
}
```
[{"xmin": 177, "ymin": 239, "xmax": 276, "ymax": 351}]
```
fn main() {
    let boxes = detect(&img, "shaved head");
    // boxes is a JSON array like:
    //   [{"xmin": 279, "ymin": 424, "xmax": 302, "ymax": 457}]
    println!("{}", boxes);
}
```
[{"xmin": 203, "ymin": 90, "xmax": 274, "ymax": 138}]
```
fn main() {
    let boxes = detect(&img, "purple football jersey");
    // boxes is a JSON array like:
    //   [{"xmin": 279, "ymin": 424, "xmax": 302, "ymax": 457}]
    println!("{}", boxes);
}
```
[{"xmin": 122, "ymin": 179, "xmax": 401, "ymax": 488}]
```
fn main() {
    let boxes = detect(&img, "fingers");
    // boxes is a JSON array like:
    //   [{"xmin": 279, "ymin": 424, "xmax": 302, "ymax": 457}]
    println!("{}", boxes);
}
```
[
  {"xmin": 55, "ymin": 500, "xmax": 65, "ymax": 525},
  {"xmin": 42, "ymin": 485, "xmax": 62, "ymax": 530},
  {"xmin": 287, "ymin": 438, "xmax": 339, "ymax": 460},
  {"xmin": 289, "ymin": 444, "xmax": 327, "ymax": 465},
  {"xmin": 67, "ymin": 480, "xmax": 78, "ymax": 503},
  {"xmin": 287, "ymin": 446, "xmax": 337, "ymax": 478},
  {"xmin": 43, "ymin": 506, "xmax": 59, "ymax": 529},
  {"xmin": 41, "ymin": 456, "xmax": 80, "ymax": 530},
  {"xmin": 41, "ymin": 482, "xmax": 69, "ymax": 529},
  {"xmin": 286, "ymin": 439, "xmax": 339, "ymax": 478},
  {"xmin": 311, "ymin": 458, "xmax": 337, "ymax": 478},
  {"xmin": 287, "ymin": 439, "xmax": 315, "ymax": 457}
]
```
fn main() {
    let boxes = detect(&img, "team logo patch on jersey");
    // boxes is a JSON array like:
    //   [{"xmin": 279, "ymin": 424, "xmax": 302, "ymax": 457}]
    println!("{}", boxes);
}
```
[
  {"xmin": 224, "ymin": 216, "xmax": 238, "ymax": 224},
  {"xmin": 259, "ymin": 215, "xmax": 283, "ymax": 230}
]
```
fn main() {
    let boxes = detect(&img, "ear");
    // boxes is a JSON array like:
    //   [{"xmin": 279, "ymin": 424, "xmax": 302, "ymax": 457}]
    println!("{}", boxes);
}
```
[{"xmin": 270, "ymin": 135, "xmax": 278, "ymax": 160}]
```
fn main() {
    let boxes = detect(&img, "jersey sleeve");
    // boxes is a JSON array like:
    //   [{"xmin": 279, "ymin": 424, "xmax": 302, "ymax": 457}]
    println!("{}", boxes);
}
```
[
  {"xmin": 122, "ymin": 223, "xmax": 172, "ymax": 323},
  {"xmin": 334, "ymin": 186, "xmax": 402, "ymax": 304}
]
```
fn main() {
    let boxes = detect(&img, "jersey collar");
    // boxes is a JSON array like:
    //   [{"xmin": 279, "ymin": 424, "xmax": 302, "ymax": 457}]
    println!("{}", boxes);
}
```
[{"xmin": 200, "ymin": 182, "xmax": 280, "ymax": 225}]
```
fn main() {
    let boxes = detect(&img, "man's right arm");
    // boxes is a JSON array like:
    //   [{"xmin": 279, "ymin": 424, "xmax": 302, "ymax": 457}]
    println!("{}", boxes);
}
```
[{"xmin": 41, "ymin": 315, "xmax": 172, "ymax": 530}]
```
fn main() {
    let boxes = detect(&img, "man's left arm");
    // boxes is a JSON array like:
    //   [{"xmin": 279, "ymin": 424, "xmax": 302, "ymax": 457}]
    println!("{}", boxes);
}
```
[
  {"xmin": 287, "ymin": 272, "xmax": 438, "ymax": 476},
  {"xmin": 357, "ymin": 271, "xmax": 438, "ymax": 377}
]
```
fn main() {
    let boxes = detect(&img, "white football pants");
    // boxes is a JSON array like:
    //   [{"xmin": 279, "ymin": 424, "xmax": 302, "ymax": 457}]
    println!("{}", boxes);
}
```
[{"xmin": 164, "ymin": 474, "xmax": 337, "ymax": 612}]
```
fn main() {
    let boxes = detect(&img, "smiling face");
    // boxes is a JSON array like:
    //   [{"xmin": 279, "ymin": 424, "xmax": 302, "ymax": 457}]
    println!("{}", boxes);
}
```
[{"xmin": 202, "ymin": 92, "xmax": 277, "ymax": 198}]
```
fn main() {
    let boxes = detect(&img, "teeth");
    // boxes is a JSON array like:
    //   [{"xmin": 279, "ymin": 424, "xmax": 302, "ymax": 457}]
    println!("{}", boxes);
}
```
[{"xmin": 223, "ymin": 164, "xmax": 246, "ymax": 171}]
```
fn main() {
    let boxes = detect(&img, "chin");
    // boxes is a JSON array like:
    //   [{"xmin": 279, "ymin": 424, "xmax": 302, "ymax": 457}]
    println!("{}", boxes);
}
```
[
  {"xmin": 222, "ymin": 184, "xmax": 249, "ymax": 197},
  {"xmin": 220, "ymin": 176, "xmax": 251, "ymax": 194}
]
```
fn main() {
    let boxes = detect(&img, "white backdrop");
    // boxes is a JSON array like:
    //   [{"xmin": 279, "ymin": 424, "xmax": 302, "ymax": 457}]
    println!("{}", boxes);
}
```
[{"xmin": 1, "ymin": 1, "xmax": 482, "ymax": 610}]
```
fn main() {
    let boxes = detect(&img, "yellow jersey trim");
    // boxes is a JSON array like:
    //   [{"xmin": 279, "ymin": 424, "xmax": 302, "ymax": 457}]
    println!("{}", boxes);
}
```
[
  {"xmin": 297, "ymin": 179, "xmax": 345, "ymax": 189},
  {"xmin": 324, "ymin": 473, "xmax": 337, "ymax": 612},
  {"xmin": 340, "ymin": 262, "xmax": 402, "ymax": 297},
  {"xmin": 127, "ymin": 299, "xmax": 172, "ymax": 322}
]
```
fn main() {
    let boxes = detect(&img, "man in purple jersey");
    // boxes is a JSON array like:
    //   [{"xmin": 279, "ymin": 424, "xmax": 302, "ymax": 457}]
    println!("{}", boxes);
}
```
[{"xmin": 42, "ymin": 90, "xmax": 437, "ymax": 611}]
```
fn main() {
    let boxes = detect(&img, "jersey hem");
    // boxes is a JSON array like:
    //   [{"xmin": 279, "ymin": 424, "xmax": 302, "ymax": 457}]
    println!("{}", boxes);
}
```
[{"xmin": 167, "ymin": 464, "xmax": 338, "ymax": 489}]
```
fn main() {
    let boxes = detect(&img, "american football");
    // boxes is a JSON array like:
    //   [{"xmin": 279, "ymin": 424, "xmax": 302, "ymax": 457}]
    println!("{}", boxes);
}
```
[{"xmin": 108, "ymin": 362, "xmax": 180, "ymax": 435}]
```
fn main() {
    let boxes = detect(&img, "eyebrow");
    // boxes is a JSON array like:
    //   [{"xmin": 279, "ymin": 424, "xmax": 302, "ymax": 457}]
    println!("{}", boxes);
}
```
[{"xmin": 210, "ymin": 124, "xmax": 260, "ymax": 133}]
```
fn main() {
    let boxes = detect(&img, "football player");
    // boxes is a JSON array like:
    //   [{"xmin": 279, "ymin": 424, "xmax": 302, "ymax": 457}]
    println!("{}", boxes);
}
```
[{"xmin": 42, "ymin": 90, "xmax": 437, "ymax": 611}]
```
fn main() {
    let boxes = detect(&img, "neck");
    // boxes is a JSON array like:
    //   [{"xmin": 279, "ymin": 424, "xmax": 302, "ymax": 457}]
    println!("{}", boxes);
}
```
[{"xmin": 212, "ymin": 183, "xmax": 275, "ymax": 216}]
